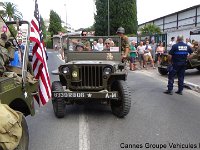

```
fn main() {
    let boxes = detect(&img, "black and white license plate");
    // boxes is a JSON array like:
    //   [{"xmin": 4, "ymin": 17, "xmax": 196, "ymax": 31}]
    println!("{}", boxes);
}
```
[{"xmin": 52, "ymin": 91, "xmax": 118, "ymax": 99}]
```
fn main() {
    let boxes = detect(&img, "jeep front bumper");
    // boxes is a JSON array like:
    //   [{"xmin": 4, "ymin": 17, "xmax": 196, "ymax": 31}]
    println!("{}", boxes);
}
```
[{"xmin": 52, "ymin": 91, "xmax": 118, "ymax": 100}]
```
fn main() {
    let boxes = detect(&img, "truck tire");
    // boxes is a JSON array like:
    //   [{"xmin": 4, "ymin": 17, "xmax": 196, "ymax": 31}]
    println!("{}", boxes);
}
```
[
  {"xmin": 196, "ymin": 66, "xmax": 200, "ymax": 71},
  {"xmin": 15, "ymin": 115, "xmax": 29, "ymax": 150},
  {"xmin": 158, "ymin": 67, "xmax": 168, "ymax": 75},
  {"xmin": 52, "ymin": 81, "xmax": 65, "ymax": 118},
  {"xmin": 111, "ymin": 80, "xmax": 131, "ymax": 118}
]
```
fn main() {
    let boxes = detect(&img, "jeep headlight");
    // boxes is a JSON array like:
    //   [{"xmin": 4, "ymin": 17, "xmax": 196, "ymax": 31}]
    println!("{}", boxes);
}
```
[
  {"xmin": 103, "ymin": 67, "xmax": 112, "ymax": 75},
  {"xmin": 62, "ymin": 67, "xmax": 70, "ymax": 74}
]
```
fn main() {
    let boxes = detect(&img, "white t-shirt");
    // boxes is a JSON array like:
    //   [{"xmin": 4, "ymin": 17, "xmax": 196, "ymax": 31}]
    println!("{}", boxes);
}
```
[
  {"xmin": 144, "ymin": 45, "xmax": 152, "ymax": 56},
  {"xmin": 187, "ymin": 42, "xmax": 192, "ymax": 47},
  {"xmin": 169, "ymin": 41, "xmax": 176, "ymax": 47},
  {"xmin": 97, "ymin": 43, "xmax": 104, "ymax": 51},
  {"xmin": 137, "ymin": 45, "xmax": 145, "ymax": 54}
]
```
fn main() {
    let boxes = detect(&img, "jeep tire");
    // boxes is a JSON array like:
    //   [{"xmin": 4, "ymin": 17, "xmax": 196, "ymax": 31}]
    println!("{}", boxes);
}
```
[
  {"xmin": 111, "ymin": 80, "xmax": 131, "ymax": 118},
  {"xmin": 52, "ymin": 81, "xmax": 65, "ymax": 118},
  {"xmin": 196, "ymin": 66, "xmax": 200, "ymax": 71},
  {"xmin": 16, "ymin": 115, "xmax": 29, "ymax": 150},
  {"xmin": 158, "ymin": 67, "xmax": 168, "ymax": 75}
]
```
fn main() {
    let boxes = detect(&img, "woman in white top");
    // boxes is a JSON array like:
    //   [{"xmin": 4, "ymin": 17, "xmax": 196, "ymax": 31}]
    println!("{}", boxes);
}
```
[{"xmin": 137, "ymin": 41, "xmax": 145, "ymax": 69}]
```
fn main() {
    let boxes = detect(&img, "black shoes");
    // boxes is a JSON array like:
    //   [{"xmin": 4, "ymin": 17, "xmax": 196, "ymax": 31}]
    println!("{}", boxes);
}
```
[
  {"xmin": 163, "ymin": 90, "xmax": 173, "ymax": 95},
  {"xmin": 175, "ymin": 91, "xmax": 183, "ymax": 95}
]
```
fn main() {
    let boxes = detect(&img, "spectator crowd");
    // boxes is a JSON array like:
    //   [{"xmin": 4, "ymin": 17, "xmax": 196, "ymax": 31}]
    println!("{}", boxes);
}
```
[{"xmin": 128, "ymin": 36, "xmax": 200, "ymax": 71}]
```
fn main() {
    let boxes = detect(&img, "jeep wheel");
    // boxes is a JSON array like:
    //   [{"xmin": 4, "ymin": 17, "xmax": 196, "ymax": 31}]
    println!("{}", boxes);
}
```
[
  {"xmin": 52, "ymin": 81, "xmax": 65, "ymax": 118},
  {"xmin": 111, "ymin": 80, "xmax": 131, "ymax": 118},
  {"xmin": 158, "ymin": 67, "xmax": 168, "ymax": 75},
  {"xmin": 196, "ymin": 66, "xmax": 200, "ymax": 71},
  {"xmin": 15, "ymin": 115, "xmax": 29, "ymax": 150}
]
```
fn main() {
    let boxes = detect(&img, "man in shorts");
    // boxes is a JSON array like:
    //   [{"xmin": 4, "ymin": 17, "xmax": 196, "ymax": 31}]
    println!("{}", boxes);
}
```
[{"xmin": 144, "ymin": 40, "xmax": 155, "ymax": 69}]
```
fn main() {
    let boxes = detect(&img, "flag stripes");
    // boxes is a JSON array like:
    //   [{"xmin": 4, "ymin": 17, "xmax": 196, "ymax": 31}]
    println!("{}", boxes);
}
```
[{"xmin": 29, "ymin": 0, "xmax": 51, "ymax": 105}]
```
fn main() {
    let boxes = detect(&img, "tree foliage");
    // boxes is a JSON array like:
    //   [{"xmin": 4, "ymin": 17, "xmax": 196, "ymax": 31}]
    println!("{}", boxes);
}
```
[
  {"xmin": 1, "ymin": 2, "xmax": 23, "ymax": 21},
  {"xmin": 40, "ymin": 17, "xmax": 47, "ymax": 39},
  {"xmin": 94, "ymin": 0, "xmax": 137, "ymax": 36},
  {"xmin": 48, "ymin": 10, "xmax": 62, "ymax": 37},
  {"xmin": 139, "ymin": 24, "xmax": 162, "ymax": 36}
]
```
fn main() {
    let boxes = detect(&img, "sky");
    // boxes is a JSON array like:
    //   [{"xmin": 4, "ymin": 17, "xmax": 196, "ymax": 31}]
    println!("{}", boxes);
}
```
[{"xmin": 1, "ymin": 0, "xmax": 200, "ymax": 29}]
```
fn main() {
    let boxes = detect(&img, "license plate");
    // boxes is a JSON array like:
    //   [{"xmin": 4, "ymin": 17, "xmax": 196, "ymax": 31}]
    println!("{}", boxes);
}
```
[{"xmin": 52, "ymin": 91, "xmax": 118, "ymax": 99}]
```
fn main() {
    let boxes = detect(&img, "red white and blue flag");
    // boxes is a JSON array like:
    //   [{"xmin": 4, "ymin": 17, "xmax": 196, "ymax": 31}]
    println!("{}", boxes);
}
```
[{"xmin": 29, "ymin": 0, "xmax": 51, "ymax": 105}]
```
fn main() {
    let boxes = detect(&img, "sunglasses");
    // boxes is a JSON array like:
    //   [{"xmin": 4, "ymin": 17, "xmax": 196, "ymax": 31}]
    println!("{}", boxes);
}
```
[{"xmin": 105, "ymin": 43, "xmax": 110, "ymax": 45}]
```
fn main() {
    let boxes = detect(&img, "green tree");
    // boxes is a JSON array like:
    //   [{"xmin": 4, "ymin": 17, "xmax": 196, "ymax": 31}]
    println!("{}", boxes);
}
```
[
  {"xmin": 94, "ymin": 0, "xmax": 137, "ymax": 36},
  {"xmin": 139, "ymin": 24, "xmax": 162, "ymax": 36},
  {"xmin": 2, "ymin": 2, "xmax": 23, "ymax": 21},
  {"xmin": 48, "ymin": 10, "xmax": 62, "ymax": 37},
  {"xmin": 40, "ymin": 17, "xmax": 47, "ymax": 39}
]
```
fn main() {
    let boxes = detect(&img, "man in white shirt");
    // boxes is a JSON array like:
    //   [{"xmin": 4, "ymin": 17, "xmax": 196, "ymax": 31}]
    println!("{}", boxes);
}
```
[
  {"xmin": 186, "ymin": 38, "xmax": 192, "ymax": 48},
  {"xmin": 168, "ymin": 37, "xmax": 176, "ymax": 51},
  {"xmin": 144, "ymin": 40, "xmax": 155, "ymax": 69}
]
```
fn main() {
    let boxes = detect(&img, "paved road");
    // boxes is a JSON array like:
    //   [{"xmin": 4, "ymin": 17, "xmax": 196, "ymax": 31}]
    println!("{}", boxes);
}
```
[{"xmin": 27, "ymin": 50, "xmax": 200, "ymax": 150}]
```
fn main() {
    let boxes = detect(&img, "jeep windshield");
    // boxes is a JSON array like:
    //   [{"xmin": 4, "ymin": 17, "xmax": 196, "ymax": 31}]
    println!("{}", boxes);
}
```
[{"xmin": 67, "ymin": 36, "xmax": 121, "ymax": 53}]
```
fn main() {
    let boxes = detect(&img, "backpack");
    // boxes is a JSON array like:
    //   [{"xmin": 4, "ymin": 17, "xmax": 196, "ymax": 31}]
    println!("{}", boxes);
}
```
[{"xmin": 0, "ymin": 103, "xmax": 22, "ymax": 150}]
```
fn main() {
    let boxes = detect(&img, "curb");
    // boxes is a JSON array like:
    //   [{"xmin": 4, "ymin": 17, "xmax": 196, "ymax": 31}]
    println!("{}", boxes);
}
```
[{"xmin": 184, "ymin": 81, "xmax": 200, "ymax": 93}]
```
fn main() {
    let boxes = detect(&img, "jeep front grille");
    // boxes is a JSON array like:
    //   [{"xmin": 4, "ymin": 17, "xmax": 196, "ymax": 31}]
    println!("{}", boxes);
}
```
[{"xmin": 70, "ymin": 65, "xmax": 103, "ymax": 90}]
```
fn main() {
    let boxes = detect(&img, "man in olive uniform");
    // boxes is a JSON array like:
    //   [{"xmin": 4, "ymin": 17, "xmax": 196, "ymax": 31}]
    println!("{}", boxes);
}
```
[
  {"xmin": 116, "ymin": 27, "xmax": 130, "ymax": 60},
  {"xmin": 0, "ymin": 32, "xmax": 15, "ymax": 73}
]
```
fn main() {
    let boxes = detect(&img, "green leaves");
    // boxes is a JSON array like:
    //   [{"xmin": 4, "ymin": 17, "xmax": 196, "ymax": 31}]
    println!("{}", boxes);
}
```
[
  {"xmin": 2, "ymin": 2, "xmax": 23, "ymax": 21},
  {"xmin": 48, "ymin": 10, "xmax": 62, "ymax": 37},
  {"xmin": 94, "ymin": 0, "xmax": 137, "ymax": 36},
  {"xmin": 139, "ymin": 24, "xmax": 162, "ymax": 36}
]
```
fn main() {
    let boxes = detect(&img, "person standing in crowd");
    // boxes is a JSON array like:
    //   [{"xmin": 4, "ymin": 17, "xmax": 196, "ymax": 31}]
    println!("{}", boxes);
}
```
[
  {"xmin": 144, "ymin": 40, "xmax": 155, "ymax": 69},
  {"xmin": 137, "ymin": 41, "xmax": 145, "ymax": 69},
  {"xmin": 168, "ymin": 37, "xmax": 176, "ymax": 51},
  {"xmin": 129, "ymin": 40, "xmax": 137, "ymax": 71},
  {"xmin": 150, "ymin": 40, "xmax": 157, "ymax": 62},
  {"xmin": 116, "ymin": 27, "xmax": 130, "ymax": 60},
  {"xmin": 186, "ymin": 38, "xmax": 192, "ymax": 48},
  {"xmin": 164, "ymin": 35, "xmax": 192, "ymax": 95},
  {"xmin": 156, "ymin": 41, "xmax": 165, "ymax": 65},
  {"xmin": 17, "ymin": 38, "xmax": 24, "ymax": 64},
  {"xmin": 10, "ymin": 46, "xmax": 21, "ymax": 67}
]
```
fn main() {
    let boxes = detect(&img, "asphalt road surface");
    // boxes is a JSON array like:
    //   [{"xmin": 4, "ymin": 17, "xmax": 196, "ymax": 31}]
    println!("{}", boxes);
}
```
[{"xmin": 27, "ymin": 50, "xmax": 200, "ymax": 150}]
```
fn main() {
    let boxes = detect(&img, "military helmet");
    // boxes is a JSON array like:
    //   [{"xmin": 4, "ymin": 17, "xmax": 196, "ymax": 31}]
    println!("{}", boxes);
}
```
[
  {"xmin": 116, "ymin": 27, "xmax": 125, "ymax": 34},
  {"xmin": 76, "ymin": 42, "xmax": 84, "ymax": 49}
]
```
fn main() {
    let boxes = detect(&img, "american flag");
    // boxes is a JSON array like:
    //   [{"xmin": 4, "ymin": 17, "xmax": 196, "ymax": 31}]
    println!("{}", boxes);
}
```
[{"xmin": 29, "ymin": 0, "xmax": 51, "ymax": 105}]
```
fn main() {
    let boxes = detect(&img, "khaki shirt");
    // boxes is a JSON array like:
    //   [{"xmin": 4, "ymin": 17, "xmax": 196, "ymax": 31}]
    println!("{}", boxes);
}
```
[{"xmin": 121, "ymin": 35, "xmax": 129, "ymax": 52}]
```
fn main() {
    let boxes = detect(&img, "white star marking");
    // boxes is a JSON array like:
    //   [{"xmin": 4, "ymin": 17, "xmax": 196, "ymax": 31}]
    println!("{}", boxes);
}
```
[
  {"xmin": 24, "ymin": 92, "xmax": 28, "ymax": 98},
  {"xmin": 87, "ymin": 93, "xmax": 92, "ymax": 98}
]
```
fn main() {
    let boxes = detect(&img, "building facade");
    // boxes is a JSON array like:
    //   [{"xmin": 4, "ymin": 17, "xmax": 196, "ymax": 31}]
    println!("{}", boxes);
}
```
[{"xmin": 138, "ymin": 4, "xmax": 200, "ymax": 49}]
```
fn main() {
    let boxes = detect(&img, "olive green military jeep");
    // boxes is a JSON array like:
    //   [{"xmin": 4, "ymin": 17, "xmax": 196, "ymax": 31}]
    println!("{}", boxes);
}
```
[
  {"xmin": 158, "ymin": 52, "xmax": 200, "ymax": 75},
  {"xmin": 52, "ymin": 36, "xmax": 131, "ymax": 118},
  {"xmin": 0, "ymin": 18, "xmax": 38, "ymax": 150}
]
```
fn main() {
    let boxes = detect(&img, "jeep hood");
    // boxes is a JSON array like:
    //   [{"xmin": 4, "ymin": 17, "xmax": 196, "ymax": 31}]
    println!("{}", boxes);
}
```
[{"xmin": 67, "ymin": 60, "xmax": 120, "ymax": 66}]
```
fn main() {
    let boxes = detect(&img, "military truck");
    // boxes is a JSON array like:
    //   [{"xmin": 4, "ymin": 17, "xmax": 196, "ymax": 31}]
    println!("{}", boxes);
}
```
[
  {"xmin": 0, "ymin": 18, "xmax": 38, "ymax": 150},
  {"xmin": 158, "ymin": 52, "xmax": 200, "ymax": 75},
  {"xmin": 52, "ymin": 36, "xmax": 131, "ymax": 118}
]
